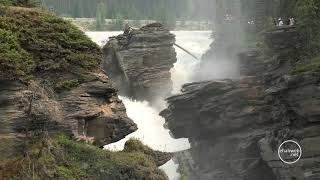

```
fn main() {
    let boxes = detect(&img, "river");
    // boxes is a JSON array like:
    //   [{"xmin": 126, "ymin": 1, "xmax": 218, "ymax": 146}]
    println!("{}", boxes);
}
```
[{"xmin": 86, "ymin": 31, "xmax": 212, "ymax": 180}]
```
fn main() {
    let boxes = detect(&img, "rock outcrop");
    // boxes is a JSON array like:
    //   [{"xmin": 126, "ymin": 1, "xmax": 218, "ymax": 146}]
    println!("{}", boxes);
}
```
[
  {"xmin": 161, "ymin": 28, "xmax": 320, "ymax": 179},
  {"xmin": 102, "ymin": 23, "xmax": 177, "ymax": 103},
  {"xmin": 124, "ymin": 138, "xmax": 173, "ymax": 167},
  {"xmin": 59, "ymin": 72, "xmax": 137, "ymax": 147},
  {"xmin": 0, "ymin": 48, "xmax": 137, "ymax": 153}
]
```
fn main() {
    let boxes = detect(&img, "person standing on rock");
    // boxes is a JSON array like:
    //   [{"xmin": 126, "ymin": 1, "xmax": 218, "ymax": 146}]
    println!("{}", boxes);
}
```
[
  {"xmin": 124, "ymin": 23, "xmax": 132, "ymax": 35},
  {"xmin": 290, "ymin": 17, "xmax": 295, "ymax": 26},
  {"xmin": 278, "ymin": 18, "xmax": 284, "ymax": 26}
]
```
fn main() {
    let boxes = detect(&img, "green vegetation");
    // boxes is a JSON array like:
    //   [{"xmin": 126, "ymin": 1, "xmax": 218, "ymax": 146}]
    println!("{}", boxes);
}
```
[
  {"xmin": 294, "ymin": 0, "xmax": 320, "ymax": 56},
  {"xmin": 0, "ymin": 0, "xmax": 39, "ymax": 7},
  {"xmin": 0, "ymin": 7, "xmax": 101, "ymax": 84},
  {"xmin": 112, "ymin": 13, "xmax": 124, "ymax": 30},
  {"xmin": 0, "ymin": 135, "xmax": 166, "ymax": 180},
  {"xmin": 0, "ymin": 0, "xmax": 11, "ymax": 5},
  {"xmin": 292, "ymin": 56, "xmax": 320, "ymax": 74},
  {"xmin": 179, "ymin": 175, "xmax": 186, "ymax": 180},
  {"xmin": 0, "ymin": 29, "xmax": 34, "ymax": 79},
  {"xmin": 55, "ymin": 79, "xmax": 80, "ymax": 90}
]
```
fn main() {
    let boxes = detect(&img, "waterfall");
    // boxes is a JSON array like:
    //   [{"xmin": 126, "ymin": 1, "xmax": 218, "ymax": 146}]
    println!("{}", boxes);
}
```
[{"xmin": 86, "ymin": 30, "xmax": 212, "ymax": 180}]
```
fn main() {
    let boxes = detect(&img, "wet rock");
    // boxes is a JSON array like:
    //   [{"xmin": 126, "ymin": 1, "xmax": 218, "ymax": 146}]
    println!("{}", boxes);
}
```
[{"xmin": 102, "ymin": 23, "xmax": 177, "ymax": 103}]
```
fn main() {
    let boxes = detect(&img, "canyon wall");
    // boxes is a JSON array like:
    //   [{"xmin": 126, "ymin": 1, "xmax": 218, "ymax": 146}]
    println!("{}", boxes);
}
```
[{"xmin": 161, "ymin": 26, "xmax": 320, "ymax": 179}]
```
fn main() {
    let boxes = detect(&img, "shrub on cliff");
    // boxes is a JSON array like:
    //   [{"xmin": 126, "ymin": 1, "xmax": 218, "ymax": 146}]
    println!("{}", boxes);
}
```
[
  {"xmin": 0, "ymin": 7, "xmax": 101, "ymax": 84},
  {"xmin": 0, "ymin": 29, "xmax": 34, "ymax": 79},
  {"xmin": 295, "ymin": 0, "xmax": 320, "ymax": 56},
  {"xmin": 292, "ymin": 55, "xmax": 320, "ymax": 74},
  {"xmin": 0, "ymin": 134, "xmax": 168, "ymax": 180},
  {"xmin": 0, "ymin": 0, "xmax": 39, "ymax": 7}
]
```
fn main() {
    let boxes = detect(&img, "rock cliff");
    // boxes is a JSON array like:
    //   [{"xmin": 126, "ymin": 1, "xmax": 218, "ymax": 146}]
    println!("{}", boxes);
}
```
[
  {"xmin": 0, "ymin": 6, "xmax": 171, "ymax": 179},
  {"xmin": 161, "ymin": 27, "xmax": 320, "ymax": 179},
  {"xmin": 102, "ymin": 23, "xmax": 177, "ymax": 103},
  {"xmin": 0, "ymin": 6, "xmax": 136, "ymax": 150}
]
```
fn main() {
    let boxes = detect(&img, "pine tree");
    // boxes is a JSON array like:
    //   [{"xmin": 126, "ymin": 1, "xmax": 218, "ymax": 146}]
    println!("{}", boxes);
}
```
[
  {"xmin": 295, "ymin": 0, "xmax": 320, "ymax": 56},
  {"xmin": 114, "ymin": 13, "xmax": 124, "ymax": 30},
  {"xmin": 95, "ymin": 1, "xmax": 107, "ymax": 30}
]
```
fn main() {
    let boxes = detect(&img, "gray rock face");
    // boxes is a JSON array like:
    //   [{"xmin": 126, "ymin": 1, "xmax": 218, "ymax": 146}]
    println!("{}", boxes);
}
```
[
  {"xmin": 0, "ymin": 71, "xmax": 137, "ymax": 156},
  {"xmin": 161, "ymin": 43, "xmax": 320, "ymax": 179},
  {"xmin": 59, "ymin": 72, "xmax": 137, "ymax": 147},
  {"xmin": 102, "ymin": 23, "xmax": 177, "ymax": 103},
  {"xmin": 263, "ymin": 26, "xmax": 298, "ymax": 51}
]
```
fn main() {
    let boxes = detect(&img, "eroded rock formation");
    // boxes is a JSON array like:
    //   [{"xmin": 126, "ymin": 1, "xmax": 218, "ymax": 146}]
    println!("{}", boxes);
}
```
[
  {"xmin": 161, "ymin": 28, "xmax": 320, "ymax": 179},
  {"xmin": 102, "ymin": 23, "xmax": 177, "ymax": 103},
  {"xmin": 0, "ymin": 71, "xmax": 137, "ymax": 153}
]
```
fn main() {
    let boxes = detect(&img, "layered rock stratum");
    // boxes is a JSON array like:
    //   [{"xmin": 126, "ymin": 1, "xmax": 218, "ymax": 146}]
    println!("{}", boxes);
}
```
[
  {"xmin": 102, "ymin": 23, "xmax": 177, "ymax": 103},
  {"xmin": 161, "ymin": 26, "xmax": 320, "ymax": 179}
]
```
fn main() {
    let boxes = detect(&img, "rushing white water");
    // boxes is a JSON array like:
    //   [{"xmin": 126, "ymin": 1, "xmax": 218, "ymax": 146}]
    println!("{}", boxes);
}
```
[
  {"xmin": 85, "ymin": 31, "xmax": 122, "ymax": 47},
  {"xmin": 107, "ymin": 96, "xmax": 190, "ymax": 152},
  {"xmin": 86, "ymin": 30, "xmax": 212, "ymax": 180},
  {"xmin": 171, "ymin": 31, "xmax": 212, "ymax": 93}
]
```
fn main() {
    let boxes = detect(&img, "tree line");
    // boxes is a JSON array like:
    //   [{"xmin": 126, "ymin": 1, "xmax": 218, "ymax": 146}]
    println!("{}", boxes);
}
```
[{"xmin": 42, "ymin": 0, "xmax": 214, "ymax": 21}]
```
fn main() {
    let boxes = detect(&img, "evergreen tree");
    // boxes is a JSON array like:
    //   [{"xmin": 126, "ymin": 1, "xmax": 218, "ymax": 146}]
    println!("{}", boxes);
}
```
[
  {"xmin": 72, "ymin": 1, "xmax": 80, "ymax": 18},
  {"xmin": 95, "ymin": 1, "xmax": 107, "ymax": 30},
  {"xmin": 114, "ymin": 13, "xmax": 124, "ymax": 30},
  {"xmin": 295, "ymin": 0, "xmax": 320, "ymax": 56},
  {"xmin": 42, "ymin": 0, "xmax": 215, "ymax": 21}
]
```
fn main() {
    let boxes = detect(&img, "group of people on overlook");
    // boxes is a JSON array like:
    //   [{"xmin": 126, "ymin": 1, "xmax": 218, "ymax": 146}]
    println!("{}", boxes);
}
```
[
  {"xmin": 224, "ymin": 13, "xmax": 295, "ymax": 27},
  {"xmin": 277, "ymin": 17, "xmax": 295, "ymax": 26}
]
